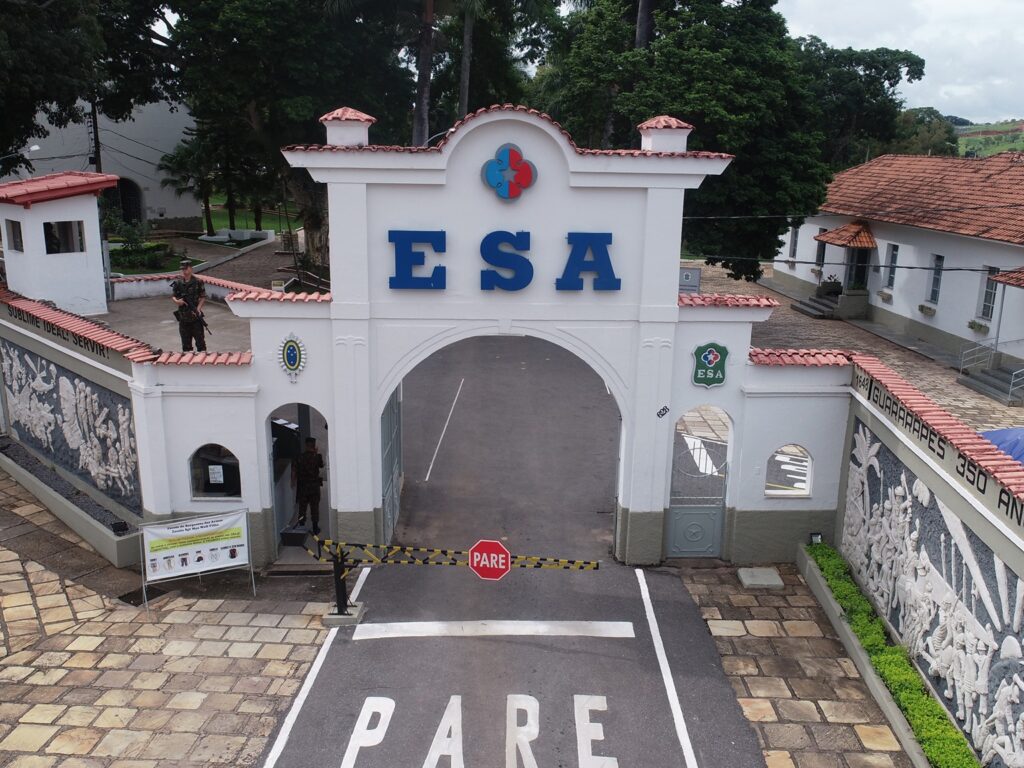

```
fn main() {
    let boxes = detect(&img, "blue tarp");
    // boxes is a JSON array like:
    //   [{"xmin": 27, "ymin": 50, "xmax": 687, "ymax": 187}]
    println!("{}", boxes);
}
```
[{"xmin": 982, "ymin": 427, "xmax": 1024, "ymax": 463}]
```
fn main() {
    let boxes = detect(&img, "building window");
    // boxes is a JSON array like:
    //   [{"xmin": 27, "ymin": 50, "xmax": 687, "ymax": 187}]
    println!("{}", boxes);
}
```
[
  {"xmin": 190, "ymin": 444, "xmax": 242, "ymax": 499},
  {"xmin": 928, "ymin": 254, "xmax": 944, "ymax": 303},
  {"xmin": 788, "ymin": 226, "xmax": 800, "ymax": 260},
  {"xmin": 886, "ymin": 244, "xmax": 899, "ymax": 288},
  {"xmin": 815, "ymin": 229, "xmax": 827, "ymax": 267},
  {"xmin": 43, "ymin": 220, "xmax": 86, "ymax": 254},
  {"xmin": 979, "ymin": 266, "xmax": 1000, "ymax": 320},
  {"xmin": 764, "ymin": 444, "xmax": 812, "ymax": 497},
  {"xmin": 4, "ymin": 220, "xmax": 24, "ymax": 252}
]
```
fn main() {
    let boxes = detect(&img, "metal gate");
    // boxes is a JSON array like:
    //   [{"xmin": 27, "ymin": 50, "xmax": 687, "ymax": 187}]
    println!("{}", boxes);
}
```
[
  {"xmin": 380, "ymin": 385, "xmax": 403, "ymax": 542},
  {"xmin": 665, "ymin": 432, "xmax": 727, "ymax": 557}
]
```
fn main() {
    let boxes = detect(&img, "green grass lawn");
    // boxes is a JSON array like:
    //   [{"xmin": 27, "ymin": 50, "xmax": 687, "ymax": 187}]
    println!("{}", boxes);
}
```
[
  {"xmin": 111, "ymin": 251, "xmax": 204, "ymax": 275},
  {"xmin": 957, "ymin": 120, "xmax": 1024, "ymax": 157},
  {"xmin": 207, "ymin": 206, "xmax": 301, "ymax": 233}
]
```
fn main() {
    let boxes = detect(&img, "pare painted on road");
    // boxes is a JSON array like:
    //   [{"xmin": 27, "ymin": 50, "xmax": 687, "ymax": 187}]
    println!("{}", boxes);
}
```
[{"xmin": 340, "ymin": 693, "xmax": 619, "ymax": 768}]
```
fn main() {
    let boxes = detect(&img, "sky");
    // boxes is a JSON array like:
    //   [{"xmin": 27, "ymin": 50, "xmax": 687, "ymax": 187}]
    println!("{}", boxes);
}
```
[{"xmin": 775, "ymin": 0, "xmax": 1023, "ymax": 123}]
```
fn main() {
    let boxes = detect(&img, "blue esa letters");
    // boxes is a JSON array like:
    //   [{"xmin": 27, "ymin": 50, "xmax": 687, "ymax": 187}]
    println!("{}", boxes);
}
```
[{"xmin": 388, "ymin": 230, "xmax": 620, "ymax": 292}]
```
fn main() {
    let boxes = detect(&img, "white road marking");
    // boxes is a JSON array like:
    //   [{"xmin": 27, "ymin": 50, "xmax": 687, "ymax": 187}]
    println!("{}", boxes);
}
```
[
  {"xmin": 506, "ymin": 695, "xmax": 540, "ymax": 768},
  {"xmin": 350, "ymin": 565, "xmax": 371, "ymax": 602},
  {"xmin": 263, "ymin": 567, "xmax": 372, "ymax": 768},
  {"xmin": 262, "ymin": 625, "xmax": 339, "ymax": 768},
  {"xmin": 425, "ymin": 377, "xmax": 465, "ymax": 482},
  {"xmin": 636, "ymin": 569, "xmax": 699, "ymax": 768},
  {"xmin": 353, "ymin": 620, "xmax": 635, "ymax": 641},
  {"xmin": 340, "ymin": 697, "xmax": 395, "ymax": 768},
  {"xmin": 575, "ymin": 695, "xmax": 618, "ymax": 767}
]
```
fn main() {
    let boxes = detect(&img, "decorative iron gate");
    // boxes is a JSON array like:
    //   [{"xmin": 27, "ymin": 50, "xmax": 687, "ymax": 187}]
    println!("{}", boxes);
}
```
[{"xmin": 665, "ymin": 432, "xmax": 727, "ymax": 557}]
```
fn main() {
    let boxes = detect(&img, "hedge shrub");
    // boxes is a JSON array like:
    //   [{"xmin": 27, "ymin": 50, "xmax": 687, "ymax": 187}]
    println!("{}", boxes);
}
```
[{"xmin": 806, "ymin": 543, "xmax": 979, "ymax": 768}]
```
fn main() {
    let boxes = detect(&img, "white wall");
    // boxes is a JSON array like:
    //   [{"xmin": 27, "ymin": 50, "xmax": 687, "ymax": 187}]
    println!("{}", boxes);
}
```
[
  {"xmin": 777, "ymin": 218, "xmax": 1024, "ymax": 357},
  {"xmin": 1, "ymin": 101, "xmax": 198, "ymax": 223},
  {"xmin": 1, "ymin": 194, "xmax": 107, "ymax": 315}
]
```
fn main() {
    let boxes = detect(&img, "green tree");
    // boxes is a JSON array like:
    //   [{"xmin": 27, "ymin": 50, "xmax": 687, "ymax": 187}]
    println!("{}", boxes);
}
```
[
  {"xmin": 0, "ymin": 0, "xmax": 103, "ymax": 173},
  {"xmin": 157, "ymin": 137, "xmax": 218, "ymax": 236},
  {"xmin": 170, "ymin": 0, "xmax": 413, "ymax": 262},
  {"xmin": 795, "ymin": 36, "xmax": 925, "ymax": 168},
  {"xmin": 886, "ymin": 107, "xmax": 958, "ymax": 156},
  {"xmin": 532, "ymin": 0, "xmax": 830, "ymax": 280}
]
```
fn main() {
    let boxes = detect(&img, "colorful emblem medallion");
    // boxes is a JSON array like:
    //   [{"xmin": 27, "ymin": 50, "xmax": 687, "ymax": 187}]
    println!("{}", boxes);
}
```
[
  {"xmin": 278, "ymin": 333, "xmax": 306, "ymax": 383},
  {"xmin": 482, "ymin": 143, "xmax": 537, "ymax": 201},
  {"xmin": 692, "ymin": 342, "xmax": 728, "ymax": 388}
]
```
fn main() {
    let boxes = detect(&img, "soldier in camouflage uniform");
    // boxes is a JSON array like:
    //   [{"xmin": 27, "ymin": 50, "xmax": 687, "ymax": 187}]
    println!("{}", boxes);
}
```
[
  {"xmin": 171, "ymin": 259, "xmax": 207, "ymax": 352},
  {"xmin": 291, "ymin": 437, "xmax": 324, "ymax": 534}
]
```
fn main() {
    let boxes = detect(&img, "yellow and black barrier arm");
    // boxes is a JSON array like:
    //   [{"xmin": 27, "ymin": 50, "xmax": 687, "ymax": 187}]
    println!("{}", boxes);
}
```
[{"xmin": 306, "ymin": 536, "xmax": 600, "ymax": 615}]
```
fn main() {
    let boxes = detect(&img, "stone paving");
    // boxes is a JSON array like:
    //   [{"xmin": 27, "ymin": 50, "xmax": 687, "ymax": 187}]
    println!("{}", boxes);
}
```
[
  {"xmin": 701, "ymin": 264, "xmax": 1022, "ymax": 431},
  {"xmin": 680, "ymin": 562, "xmax": 912, "ymax": 768}
]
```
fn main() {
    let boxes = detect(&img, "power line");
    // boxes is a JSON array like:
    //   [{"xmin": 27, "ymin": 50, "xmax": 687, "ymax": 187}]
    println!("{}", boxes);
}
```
[
  {"xmin": 99, "ymin": 127, "xmax": 174, "ymax": 157},
  {"xmin": 98, "ymin": 143, "xmax": 159, "ymax": 182},
  {"xmin": 702, "ymin": 254, "xmax": 1010, "ymax": 274},
  {"xmin": 683, "ymin": 202, "xmax": 1024, "ymax": 221}
]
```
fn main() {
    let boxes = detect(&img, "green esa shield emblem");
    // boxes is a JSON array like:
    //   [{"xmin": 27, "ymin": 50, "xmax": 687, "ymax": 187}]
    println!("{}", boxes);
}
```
[{"xmin": 692, "ymin": 342, "xmax": 728, "ymax": 388}]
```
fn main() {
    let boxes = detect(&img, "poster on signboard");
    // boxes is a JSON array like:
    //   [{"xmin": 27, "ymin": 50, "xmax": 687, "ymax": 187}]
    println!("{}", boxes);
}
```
[{"xmin": 141, "ymin": 511, "xmax": 249, "ymax": 583}]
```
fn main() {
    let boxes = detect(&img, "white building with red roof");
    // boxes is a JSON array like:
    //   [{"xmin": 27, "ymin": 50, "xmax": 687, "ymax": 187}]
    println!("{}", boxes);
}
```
[{"xmin": 773, "ymin": 153, "xmax": 1024, "ymax": 404}]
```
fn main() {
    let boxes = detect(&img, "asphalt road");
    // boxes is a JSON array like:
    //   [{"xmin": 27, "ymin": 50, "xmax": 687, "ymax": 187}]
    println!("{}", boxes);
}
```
[{"xmin": 266, "ymin": 337, "xmax": 762, "ymax": 768}]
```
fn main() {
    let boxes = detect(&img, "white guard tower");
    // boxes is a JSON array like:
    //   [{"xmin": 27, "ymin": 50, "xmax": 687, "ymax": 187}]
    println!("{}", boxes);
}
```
[{"xmin": 0, "ymin": 171, "xmax": 118, "ymax": 315}]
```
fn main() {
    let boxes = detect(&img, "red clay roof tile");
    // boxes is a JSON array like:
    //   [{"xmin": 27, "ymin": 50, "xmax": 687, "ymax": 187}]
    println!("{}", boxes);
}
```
[
  {"xmin": 748, "ymin": 348, "xmax": 851, "ymax": 367},
  {"xmin": 226, "ymin": 290, "xmax": 331, "ymax": 303},
  {"xmin": 993, "ymin": 267, "xmax": 1024, "ymax": 289},
  {"xmin": 0, "ymin": 172, "xmax": 119, "ymax": 207},
  {"xmin": 151, "ymin": 351, "xmax": 253, "ymax": 366},
  {"xmin": 851, "ymin": 353, "xmax": 1024, "ymax": 503},
  {"xmin": 814, "ymin": 221, "xmax": 877, "ymax": 249},
  {"xmin": 677, "ymin": 293, "xmax": 779, "ymax": 308},
  {"xmin": 319, "ymin": 107, "xmax": 377, "ymax": 124},
  {"xmin": 822, "ymin": 153, "xmax": 1024, "ymax": 245},
  {"xmin": 637, "ymin": 116, "xmax": 694, "ymax": 131},
  {"xmin": 284, "ymin": 104, "xmax": 732, "ymax": 161}
]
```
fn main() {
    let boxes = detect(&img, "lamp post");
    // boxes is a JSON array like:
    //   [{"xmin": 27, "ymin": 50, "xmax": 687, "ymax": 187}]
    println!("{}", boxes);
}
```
[{"xmin": 0, "ymin": 144, "xmax": 40, "ymax": 164}]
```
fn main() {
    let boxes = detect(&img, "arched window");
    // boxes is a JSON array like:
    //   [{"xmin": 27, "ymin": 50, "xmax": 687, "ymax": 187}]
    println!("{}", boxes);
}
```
[
  {"xmin": 764, "ymin": 444, "xmax": 812, "ymax": 497},
  {"xmin": 190, "ymin": 444, "xmax": 241, "ymax": 498}
]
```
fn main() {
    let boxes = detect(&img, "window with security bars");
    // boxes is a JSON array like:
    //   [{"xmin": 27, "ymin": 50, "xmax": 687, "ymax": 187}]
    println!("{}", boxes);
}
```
[
  {"xmin": 886, "ymin": 244, "xmax": 899, "ymax": 288},
  {"xmin": 979, "ymin": 266, "xmax": 999, "ymax": 320},
  {"xmin": 4, "ymin": 220, "xmax": 23, "ymax": 252},
  {"xmin": 788, "ymin": 227, "xmax": 799, "ymax": 259},
  {"xmin": 928, "ymin": 254, "xmax": 944, "ymax": 303},
  {"xmin": 815, "ymin": 229, "xmax": 826, "ymax": 266}
]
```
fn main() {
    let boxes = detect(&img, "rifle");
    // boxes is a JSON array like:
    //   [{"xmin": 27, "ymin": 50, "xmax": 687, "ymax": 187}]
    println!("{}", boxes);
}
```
[{"xmin": 173, "ymin": 287, "xmax": 212, "ymax": 335}]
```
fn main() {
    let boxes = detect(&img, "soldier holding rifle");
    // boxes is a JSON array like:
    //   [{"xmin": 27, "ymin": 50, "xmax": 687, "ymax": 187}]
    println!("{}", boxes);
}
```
[{"xmin": 171, "ymin": 258, "xmax": 209, "ymax": 352}]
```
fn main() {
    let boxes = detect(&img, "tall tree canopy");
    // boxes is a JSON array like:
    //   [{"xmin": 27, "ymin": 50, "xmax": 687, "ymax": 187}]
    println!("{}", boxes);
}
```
[
  {"xmin": 531, "ymin": 0, "xmax": 831, "ymax": 280},
  {"xmin": 794, "ymin": 36, "xmax": 925, "ymax": 169}
]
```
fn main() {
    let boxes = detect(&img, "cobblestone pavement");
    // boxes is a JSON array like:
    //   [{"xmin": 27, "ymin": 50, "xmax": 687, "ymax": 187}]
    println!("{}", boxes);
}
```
[
  {"xmin": 702, "ymin": 264, "xmax": 1022, "ymax": 431},
  {"xmin": 198, "ymin": 238, "xmax": 299, "ymax": 290},
  {"xmin": 681, "ymin": 563, "xmax": 911, "ymax": 768}
]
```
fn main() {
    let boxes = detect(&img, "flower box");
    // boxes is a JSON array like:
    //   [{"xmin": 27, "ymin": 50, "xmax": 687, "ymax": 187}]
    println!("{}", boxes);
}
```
[{"xmin": 917, "ymin": 303, "xmax": 936, "ymax": 317}]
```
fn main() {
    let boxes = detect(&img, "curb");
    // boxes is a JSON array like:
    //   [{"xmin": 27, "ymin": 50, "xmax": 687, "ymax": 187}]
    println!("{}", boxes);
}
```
[{"xmin": 796, "ymin": 545, "xmax": 930, "ymax": 768}]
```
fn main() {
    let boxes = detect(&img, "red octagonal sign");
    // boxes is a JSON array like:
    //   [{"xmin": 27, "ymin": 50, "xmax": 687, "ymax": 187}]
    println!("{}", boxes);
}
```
[{"xmin": 468, "ymin": 539, "xmax": 512, "ymax": 581}]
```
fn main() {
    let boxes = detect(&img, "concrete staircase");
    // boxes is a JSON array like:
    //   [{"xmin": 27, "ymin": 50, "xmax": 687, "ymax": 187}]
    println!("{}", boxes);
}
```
[
  {"xmin": 957, "ymin": 365, "xmax": 1024, "ymax": 406},
  {"xmin": 791, "ymin": 294, "xmax": 840, "ymax": 319}
]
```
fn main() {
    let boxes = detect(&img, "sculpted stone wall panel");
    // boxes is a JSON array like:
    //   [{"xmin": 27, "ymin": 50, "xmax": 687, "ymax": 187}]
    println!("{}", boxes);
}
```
[
  {"xmin": 844, "ymin": 418, "xmax": 1023, "ymax": 767},
  {"xmin": 0, "ymin": 340, "xmax": 140, "ymax": 513}
]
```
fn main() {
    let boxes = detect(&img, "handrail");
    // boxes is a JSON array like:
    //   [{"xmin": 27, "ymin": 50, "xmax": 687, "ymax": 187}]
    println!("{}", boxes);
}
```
[
  {"xmin": 1010, "ymin": 369, "xmax": 1024, "ymax": 402},
  {"xmin": 960, "ymin": 341, "xmax": 996, "ymax": 374}
]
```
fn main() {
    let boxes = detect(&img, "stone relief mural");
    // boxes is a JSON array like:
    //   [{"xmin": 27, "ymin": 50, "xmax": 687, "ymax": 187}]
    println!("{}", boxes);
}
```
[
  {"xmin": 844, "ymin": 419, "xmax": 1024, "ymax": 767},
  {"xmin": 0, "ymin": 341, "xmax": 140, "ymax": 512}
]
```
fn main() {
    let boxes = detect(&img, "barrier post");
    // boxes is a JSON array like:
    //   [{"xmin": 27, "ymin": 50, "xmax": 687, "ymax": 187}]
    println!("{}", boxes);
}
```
[{"xmin": 332, "ymin": 548, "xmax": 350, "ymax": 616}]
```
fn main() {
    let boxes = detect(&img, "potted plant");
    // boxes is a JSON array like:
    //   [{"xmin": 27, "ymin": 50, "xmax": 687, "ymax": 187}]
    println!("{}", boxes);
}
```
[
  {"xmin": 876, "ymin": 290, "xmax": 893, "ymax": 303},
  {"xmin": 967, "ymin": 319, "xmax": 989, "ymax": 334},
  {"xmin": 817, "ymin": 274, "xmax": 843, "ymax": 297},
  {"xmin": 918, "ymin": 303, "xmax": 936, "ymax": 317}
]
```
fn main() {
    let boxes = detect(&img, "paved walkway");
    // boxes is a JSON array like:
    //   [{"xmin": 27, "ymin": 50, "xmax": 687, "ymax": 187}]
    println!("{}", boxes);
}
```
[
  {"xmin": 702, "ymin": 265, "xmax": 1022, "ymax": 431},
  {"xmin": 681, "ymin": 563, "xmax": 911, "ymax": 768}
]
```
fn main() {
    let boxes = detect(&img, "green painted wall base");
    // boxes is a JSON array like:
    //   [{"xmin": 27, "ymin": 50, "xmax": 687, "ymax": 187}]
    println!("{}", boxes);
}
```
[
  {"xmin": 613, "ymin": 503, "xmax": 665, "ymax": 564},
  {"xmin": 723, "ymin": 508, "xmax": 836, "ymax": 563}
]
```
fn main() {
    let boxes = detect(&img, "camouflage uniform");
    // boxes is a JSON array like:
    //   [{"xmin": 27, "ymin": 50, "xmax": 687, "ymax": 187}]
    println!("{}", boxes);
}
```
[
  {"xmin": 293, "ymin": 449, "xmax": 324, "ymax": 532},
  {"xmin": 172, "ymin": 276, "xmax": 207, "ymax": 352}
]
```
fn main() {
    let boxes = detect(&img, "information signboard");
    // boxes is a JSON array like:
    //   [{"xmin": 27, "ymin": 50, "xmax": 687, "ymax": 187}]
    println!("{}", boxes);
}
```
[{"xmin": 141, "ymin": 510, "xmax": 249, "ymax": 583}]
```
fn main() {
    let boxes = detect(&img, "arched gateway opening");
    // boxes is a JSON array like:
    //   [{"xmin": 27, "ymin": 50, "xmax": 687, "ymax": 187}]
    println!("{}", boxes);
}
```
[{"xmin": 384, "ymin": 335, "xmax": 621, "ymax": 559}]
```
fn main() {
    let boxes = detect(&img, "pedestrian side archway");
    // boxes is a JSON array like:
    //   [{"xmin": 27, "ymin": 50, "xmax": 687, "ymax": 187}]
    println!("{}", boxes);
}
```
[{"xmin": 665, "ymin": 405, "xmax": 732, "ymax": 558}]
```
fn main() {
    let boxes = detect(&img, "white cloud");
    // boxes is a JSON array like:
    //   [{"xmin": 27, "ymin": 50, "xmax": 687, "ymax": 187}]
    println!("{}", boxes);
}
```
[{"xmin": 775, "ymin": 0, "xmax": 1024, "ymax": 122}]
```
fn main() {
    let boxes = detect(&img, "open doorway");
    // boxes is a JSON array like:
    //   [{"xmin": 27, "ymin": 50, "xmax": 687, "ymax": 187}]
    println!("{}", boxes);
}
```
[
  {"xmin": 391, "ymin": 335, "xmax": 621, "ymax": 561},
  {"xmin": 267, "ymin": 403, "xmax": 329, "ymax": 563},
  {"xmin": 665, "ymin": 404, "xmax": 731, "ymax": 558}
]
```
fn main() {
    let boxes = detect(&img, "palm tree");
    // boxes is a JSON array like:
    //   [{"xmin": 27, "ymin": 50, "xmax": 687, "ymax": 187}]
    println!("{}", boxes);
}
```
[{"xmin": 157, "ymin": 138, "xmax": 217, "ymax": 236}]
